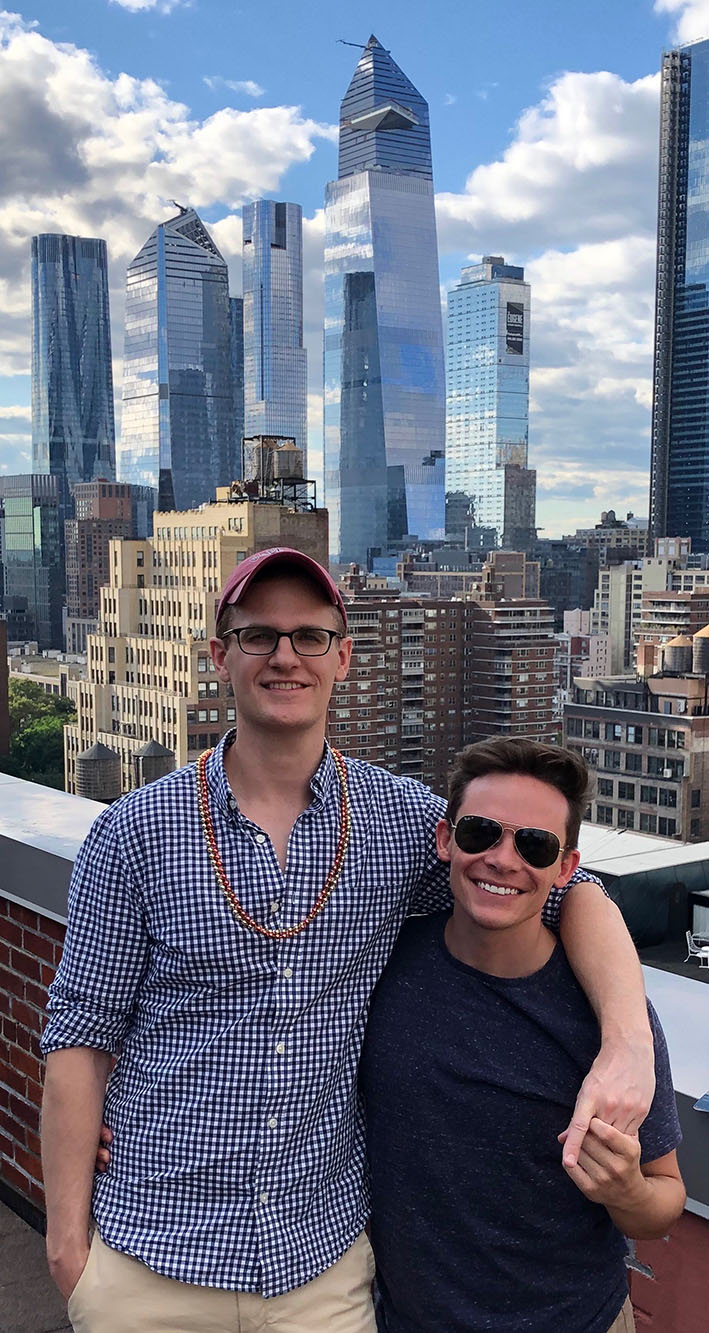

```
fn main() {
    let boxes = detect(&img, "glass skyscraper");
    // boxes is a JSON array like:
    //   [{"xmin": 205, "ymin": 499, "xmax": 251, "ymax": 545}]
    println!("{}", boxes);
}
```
[
  {"xmin": 31, "ymin": 234, "xmax": 115, "ymax": 524},
  {"xmin": 120, "ymin": 206, "xmax": 237, "ymax": 511},
  {"xmin": 446, "ymin": 257, "xmax": 535, "ymax": 548},
  {"xmin": 242, "ymin": 201, "xmax": 307, "ymax": 456},
  {"xmin": 0, "ymin": 474, "xmax": 63, "ymax": 648},
  {"xmin": 324, "ymin": 35, "xmax": 445, "ymax": 565},
  {"xmin": 230, "ymin": 296, "xmax": 245, "ymax": 467},
  {"xmin": 651, "ymin": 39, "xmax": 709, "ymax": 551}
]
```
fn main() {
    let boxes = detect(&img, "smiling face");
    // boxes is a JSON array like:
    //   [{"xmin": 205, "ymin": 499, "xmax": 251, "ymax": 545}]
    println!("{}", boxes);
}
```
[
  {"xmin": 436, "ymin": 771, "xmax": 580, "ymax": 936},
  {"xmin": 209, "ymin": 572, "xmax": 352, "ymax": 740}
]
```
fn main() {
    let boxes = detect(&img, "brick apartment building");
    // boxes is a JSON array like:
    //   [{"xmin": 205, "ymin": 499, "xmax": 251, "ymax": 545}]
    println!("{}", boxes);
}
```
[{"xmin": 564, "ymin": 673, "xmax": 709, "ymax": 840}]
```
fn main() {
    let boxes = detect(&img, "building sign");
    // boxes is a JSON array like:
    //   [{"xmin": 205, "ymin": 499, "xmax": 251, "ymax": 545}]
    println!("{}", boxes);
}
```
[{"xmin": 506, "ymin": 302, "xmax": 524, "ymax": 355}]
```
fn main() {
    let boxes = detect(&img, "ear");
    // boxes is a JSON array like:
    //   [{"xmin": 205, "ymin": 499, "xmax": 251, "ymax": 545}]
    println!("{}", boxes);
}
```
[
  {"xmin": 209, "ymin": 635, "xmax": 230, "ymax": 684},
  {"xmin": 436, "ymin": 818, "xmax": 453, "ymax": 863},
  {"xmin": 335, "ymin": 635, "xmax": 353, "ymax": 682},
  {"xmin": 553, "ymin": 847, "xmax": 581, "ymax": 888}
]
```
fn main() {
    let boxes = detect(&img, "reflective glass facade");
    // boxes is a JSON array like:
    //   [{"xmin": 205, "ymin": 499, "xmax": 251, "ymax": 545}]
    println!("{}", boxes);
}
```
[
  {"xmin": 230, "ymin": 296, "xmax": 245, "ymax": 467},
  {"xmin": 652, "ymin": 40, "xmax": 709, "ymax": 551},
  {"xmin": 0, "ymin": 474, "xmax": 63, "ymax": 648},
  {"xmin": 324, "ymin": 35, "xmax": 445, "ymax": 564},
  {"xmin": 446, "ymin": 258, "xmax": 533, "ymax": 546},
  {"xmin": 120, "ymin": 207, "xmax": 237, "ymax": 511},
  {"xmin": 31, "ymin": 234, "xmax": 115, "ymax": 525},
  {"xmin": 243, "ymin": 201, "xmax": 307, "ymax": 456}
]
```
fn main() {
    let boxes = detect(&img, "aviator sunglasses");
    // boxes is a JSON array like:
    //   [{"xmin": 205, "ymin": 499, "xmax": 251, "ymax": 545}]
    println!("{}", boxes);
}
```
[{"xmin": 449, "ymin": 815, "xmax": 564, "ymax": 869}]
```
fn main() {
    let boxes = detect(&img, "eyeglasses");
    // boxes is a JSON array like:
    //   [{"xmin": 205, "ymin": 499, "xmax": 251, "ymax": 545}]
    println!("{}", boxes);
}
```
[
  {"xmin": 449, "ymin": 815, "xmax": 563, "ymax": 869},
  {"xmin": 221, "ymin": 625, "xmax": 343, "ymax": 657}
]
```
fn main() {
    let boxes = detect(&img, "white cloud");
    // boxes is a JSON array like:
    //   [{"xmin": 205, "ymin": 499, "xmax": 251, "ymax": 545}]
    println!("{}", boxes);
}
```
[
  {"xmin": 655, "ymin": 0, "xmax": 709, "ymax": 43},
  {"xmin": 204, "ymin": 76, "xmax": 264, "ymax": 99},
  {"xmin": 109, "ymin": 0, "xmax": 187, "ymax": 13},
  {"xmin": 436, "ymin": 70, "xmax": 659, "ymax": 254}
]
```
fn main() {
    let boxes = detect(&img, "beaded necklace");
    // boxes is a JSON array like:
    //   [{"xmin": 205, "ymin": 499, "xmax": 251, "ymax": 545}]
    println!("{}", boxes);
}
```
[{"xmin": 195, "ymin": 747, "xmax": 351, "ymax": 940}]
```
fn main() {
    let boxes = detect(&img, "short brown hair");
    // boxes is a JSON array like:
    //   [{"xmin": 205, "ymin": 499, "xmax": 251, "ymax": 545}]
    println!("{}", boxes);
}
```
[{"xmin": 446, "ymin": 738, "xmax": 591, "ymax": 851}]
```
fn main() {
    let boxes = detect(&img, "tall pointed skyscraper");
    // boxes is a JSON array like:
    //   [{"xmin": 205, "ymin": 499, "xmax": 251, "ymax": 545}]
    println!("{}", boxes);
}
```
[
  {"xmin": 120, "ymin": 206, "xmax": 236, "ymax": 511},
  {"xmin": 31, "ymin": 234, "xmax": 115, "ymax": 525},
  {"xmin": 324, "ymin": 36, "xmax": 445, "ymax": 566}
]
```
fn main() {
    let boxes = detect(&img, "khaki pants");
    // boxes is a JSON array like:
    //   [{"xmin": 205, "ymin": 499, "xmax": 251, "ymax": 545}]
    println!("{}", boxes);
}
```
[
  {"xmin": 607, "ymin": 1296, "xmax": 636, "ymax": 1332},
  {"xmin": 68, "ymin": 1230, "xmax": 376, "ymax": 1333}
]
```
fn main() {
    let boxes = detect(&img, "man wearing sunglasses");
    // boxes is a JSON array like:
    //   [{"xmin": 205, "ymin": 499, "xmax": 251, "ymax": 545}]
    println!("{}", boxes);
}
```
[
  {"xmin": 42, "ymin": 549, "xmax": 657, "ymax": 1332},
  {"xmin": 361, "ymin": 738, "xmax": 684, "ymax": 1333}
]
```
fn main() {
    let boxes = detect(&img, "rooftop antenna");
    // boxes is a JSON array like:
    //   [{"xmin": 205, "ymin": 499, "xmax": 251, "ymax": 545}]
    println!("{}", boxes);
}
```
[{"xmin": 337, "ymin": 39, "xmax": 368, "ymax": 49}]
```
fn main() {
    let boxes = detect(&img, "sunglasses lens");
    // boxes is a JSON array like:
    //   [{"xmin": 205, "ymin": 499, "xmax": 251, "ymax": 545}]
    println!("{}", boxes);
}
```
[
  {"xmin": 453, "ymin": 816, "xmax": 501, "ymax": 855},
  {"xmin": 515, "ymin": 828, "xmax": 561, "ymax": 869}
]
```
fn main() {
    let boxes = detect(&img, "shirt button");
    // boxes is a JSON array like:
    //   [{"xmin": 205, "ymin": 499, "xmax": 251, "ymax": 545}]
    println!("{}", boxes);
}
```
[
  {"xmin": 275, "ymin": 1041, "xmax": 285, "ymax": 1055},
  {"xmin": 255, "ymin": 833, "xmax": 267, "ymax": 844},
  {"xmin": 283, "ymin": 967, "xmax": 293, "ymax": 979},
  {"xmin": 228, "ymin": 794, "xmax": 237, "ymax": 810},
  {"xmin": 270, "ymin": 901, "xmax": 280, "ymax": 915},
  {"xmin": 268, "ymin": 1117, "xmax": 278, "ymax": 1129},
  {"xmin": 259, "ymin": 1191, "xmax": 269, "ymax": 1205}
]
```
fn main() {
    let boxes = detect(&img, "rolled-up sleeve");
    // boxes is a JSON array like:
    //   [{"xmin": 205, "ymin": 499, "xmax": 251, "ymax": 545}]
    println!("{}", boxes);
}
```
[{"xmin": 41, "ymin": 804, "xmax": 149, "ymax": 1055}]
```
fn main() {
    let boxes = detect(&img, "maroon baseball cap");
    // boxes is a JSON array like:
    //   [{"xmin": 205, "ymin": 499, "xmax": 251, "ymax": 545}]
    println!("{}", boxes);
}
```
[{"xmin": 216, "ymin": 547, "xmax": 348, "ymax": 629}]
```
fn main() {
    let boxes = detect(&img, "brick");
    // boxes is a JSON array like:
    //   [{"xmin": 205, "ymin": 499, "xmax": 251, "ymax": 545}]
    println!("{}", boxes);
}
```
[
  {"xmin": 11, "ymin": 997, "xmax": 40, "ymax": 1028},
  {"xmin": 22, "ymin": 929, "xmax": 56, "ymax": 964},
  {"xmin": 15, "ymin": 1143, "xmax": 42, "ymax": 1183},
  {"xmin": 3, "ymin": 1062, "xmax": 27, "ymax": 1096},
  {"xmin": 10, "ymin": 949, "xmax": 42, "ymax": 983},
  {"xmin": 26, "ymin": 1127, "xmax": 41, "ymax": 1158},
  {"xmin": 0, "ymin": 898, "xmax": 8, "ymax": 916},
  {"xmin": 0, "ymin": 1129, "xmax": 13, "ymax": 1158},
  {"xmin": 27, "ymin": 1078, "xmax": 43, "ymax": 1112},
  {"xmin": 40, "ymin": 963, "xmax": 55, "ymax": 988},
  {"xmin": 28, "ymin": 1176, "xmax": 46, "ymax": 1207},
  {"xmin": 13, "ymin": 1048, "xmax": 41, "ymax": 1083},
  {"xmin": 10, "ymin": 1096, "xmax": 39, "ymax": 1136},
  {"xmin": 0, "ymin": 1106, "xmax": 21, "ymax": 1138},
  {"xmin": 0, "ymin": 1085, "xmax": 8, "ymax": 1108},
  {"xmin": 3, "ymin": 1018, "xmax": 18, "ymax": 1044},
  {"xmin": 2, "ymin": 1158, "xmax": 30, "ymax": 1196},
  {"xmin": 40, "ymin": 917, "xmax": 66, "ymax": 944},
  {"xmin": 24, "ymin": 980, "xmax": 47, "ymax": 1011},
  {"xmin": 0, "ymin": 919, "xmax": 22, "ymax": 948},
  {"xmin": 53, "ymin": 941, "xmax": 65, "ymax": 967},
  {"xmin": 0, "ymin": 967, "xmax": 24, "ymax": 998},
  {"xmin": 0, "ymin": 941, "xmax": 10, "ymax": 967},
  {"xmin": 11, "ymin": 905, "xmax": 40, "ymax": 931}
]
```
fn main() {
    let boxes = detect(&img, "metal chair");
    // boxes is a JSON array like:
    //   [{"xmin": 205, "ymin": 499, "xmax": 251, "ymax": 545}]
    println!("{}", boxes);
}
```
[{"xmin": 684, "ymin": 930, "xmax": 709, "ymax": 967}]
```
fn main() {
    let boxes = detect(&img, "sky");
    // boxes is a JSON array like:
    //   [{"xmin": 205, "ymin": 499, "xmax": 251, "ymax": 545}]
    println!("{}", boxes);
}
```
[{"xmin": 2, "ymin": 0, "xmax": 709, "ymax": 537}]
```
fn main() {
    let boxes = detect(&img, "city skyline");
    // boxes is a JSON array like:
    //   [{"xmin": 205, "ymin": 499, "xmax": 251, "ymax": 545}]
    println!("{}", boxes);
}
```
[{"xmin": 0, "ymin": 1, "xmax": 706, "ymax": 537}]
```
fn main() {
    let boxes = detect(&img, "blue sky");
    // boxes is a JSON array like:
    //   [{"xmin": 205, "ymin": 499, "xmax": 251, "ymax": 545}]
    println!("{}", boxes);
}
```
[{"xmin": 1, "ymin": 0, "xmax": 708, "ymax": 535}]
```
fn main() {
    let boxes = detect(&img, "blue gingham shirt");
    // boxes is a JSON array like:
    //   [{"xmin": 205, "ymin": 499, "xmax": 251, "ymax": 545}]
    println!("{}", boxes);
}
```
[{"xmin": 43, "ymin": 731, "xmax": 602, "ymax": 1296}]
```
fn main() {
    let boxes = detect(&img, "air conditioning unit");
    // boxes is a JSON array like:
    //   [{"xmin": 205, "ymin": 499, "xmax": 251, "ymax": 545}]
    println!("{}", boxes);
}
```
[{"xmin": 663, "ymin": 768, "xmax": 673, "ymax": 778}]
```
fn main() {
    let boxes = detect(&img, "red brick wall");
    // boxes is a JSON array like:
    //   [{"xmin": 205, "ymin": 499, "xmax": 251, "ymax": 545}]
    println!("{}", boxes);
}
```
[
  {"xmin": 629, "ymin": 1212, "xmax": 709, "ymax": 1331},
  {"xmin": 0, "ymin": 896, "xmax": 65, "ymax": 1212}
]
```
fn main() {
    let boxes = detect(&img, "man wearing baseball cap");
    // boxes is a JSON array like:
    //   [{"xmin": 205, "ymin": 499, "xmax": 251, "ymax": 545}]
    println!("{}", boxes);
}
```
[{"xmin": 41, "ymin": 549, "xmax": 655, "ymax": 1332}]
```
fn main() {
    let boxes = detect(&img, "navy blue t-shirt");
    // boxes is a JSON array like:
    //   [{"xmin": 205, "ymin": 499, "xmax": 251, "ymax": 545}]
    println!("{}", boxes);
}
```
[{"xmin": 360, "ymin": 913, "xmax": 681, "ymax": 1333}]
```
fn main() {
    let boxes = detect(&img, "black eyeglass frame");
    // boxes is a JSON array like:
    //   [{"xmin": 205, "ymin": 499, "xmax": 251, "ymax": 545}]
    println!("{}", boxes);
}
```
[
  {"xmin": 221, "ymin": 626, "xmax": 344, "ymax": 657},
  {"xmin": 449, "ymin": 814, "xmax": 565, "ymax": 870}
]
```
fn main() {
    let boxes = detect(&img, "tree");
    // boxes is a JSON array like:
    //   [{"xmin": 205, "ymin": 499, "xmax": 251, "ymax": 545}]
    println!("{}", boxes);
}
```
[{"xmin": 0, "ymin": 678, "xmax": 77, "ymax": 790}]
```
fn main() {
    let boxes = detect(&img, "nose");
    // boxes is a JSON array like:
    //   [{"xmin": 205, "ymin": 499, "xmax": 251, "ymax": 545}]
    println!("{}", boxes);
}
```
[
  {"xmin": 483, "ymin": 829, "xmax": 523, "ymax": 874},
  {"xmin": 268, "ymin": 632, "xmax": 300, "ymax": 666}
]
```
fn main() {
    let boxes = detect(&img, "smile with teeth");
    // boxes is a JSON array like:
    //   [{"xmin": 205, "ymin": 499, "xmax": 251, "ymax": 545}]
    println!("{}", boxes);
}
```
[
  {"xmin": 264, "ymin": 681, "xmax": 306, "ymax": 689},
  {"xmin": 475, "ymin": 880, "xmax": 521, "ymax": 897}
]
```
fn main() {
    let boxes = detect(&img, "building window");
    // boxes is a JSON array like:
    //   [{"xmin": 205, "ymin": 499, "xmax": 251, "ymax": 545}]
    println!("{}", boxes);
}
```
[
  {"xmin": 617, "ymin": 808, "xmax": 635, "ymax": 829},
  {"xmin": 624, "ymin": 753, "xmax": 642, "ymax": 773},
  {"xmin": 618, "ymin": 782, "xmax": 635, "ymax": 800},
  {"xmin": 596, "ymin": 804, "xmax": 613, "ymax": 825},
  {"xmin": 640, "ymin": 785, "xmax": 658, "ymax": 804},
  {"xmin": 658, "ymin": 787, "xmax": 677, "ymax": 808},
  {"xmin": 658, "ymin": 817, "xmax": 676, "ymax": 837},
  {"xmin": 639, "ymin": 813, "xmax": 657, "ymax": 833},
  {"xmin": 604, "ymin": 750, "xmax": 621, "ymax": 770},
  {"xmin": 691, "ymin": 788, "xmax": 701, "ymax": 808},
  {"xmin": 626, "ymin": 725, "xmax": 643, "ymax": 744},
  {"xmin": 598, "ymin": 778, "xmax": 613, "ymax": 797},
  {"xmin": 604, "ymin": 722, "xmax": 623, "ymax": 741}
]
